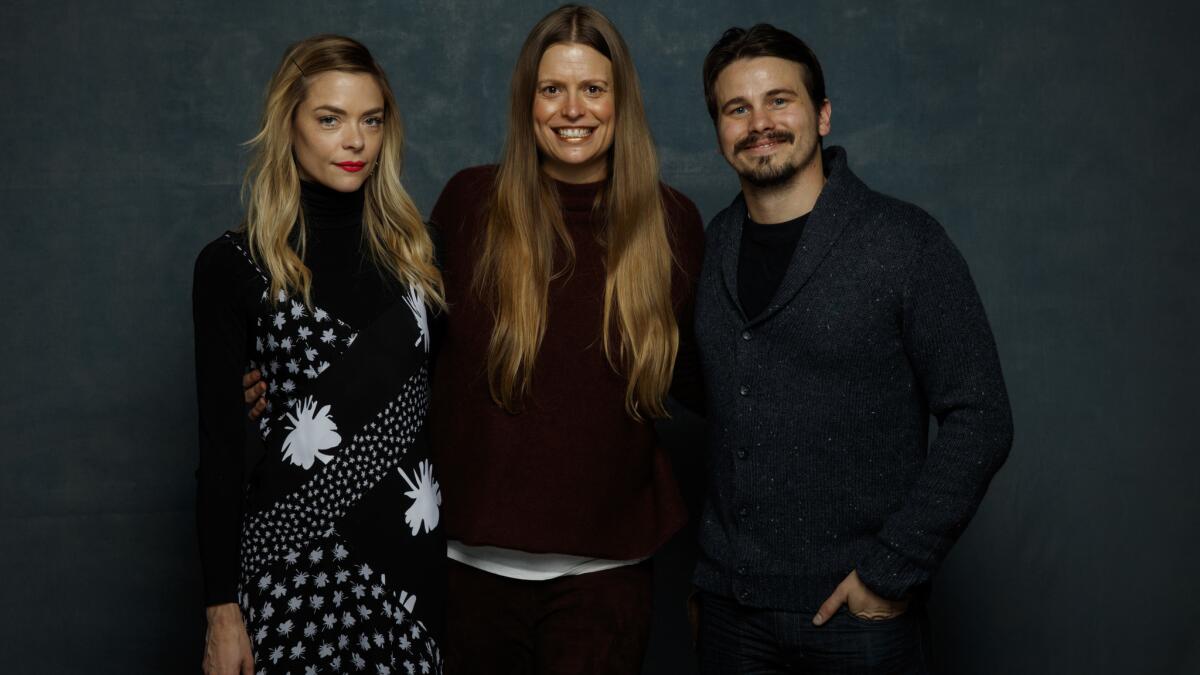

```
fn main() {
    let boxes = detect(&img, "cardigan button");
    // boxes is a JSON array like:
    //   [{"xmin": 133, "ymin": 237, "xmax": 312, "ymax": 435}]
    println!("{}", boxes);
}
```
[
  {"xmin": 739, "ymin": 589, "xmax": 750, "ymax": 601},
  {"xmin": 739, "ymin": 385, "xmax": 750, "ymax": 396},
  {"xmin": 736, "ymin": 449, "xmax": 747, "ymax": 459},
  {"xmin": 738, "ymin": 506, "xmax": 749, "ymax": 518},
  {"xmin": 737, "ymin": 565, "xmax": 748, "ymax": 576},
  {"xmin": 741, "ymin": 330, "xmax": 752, "ymax": 341}
]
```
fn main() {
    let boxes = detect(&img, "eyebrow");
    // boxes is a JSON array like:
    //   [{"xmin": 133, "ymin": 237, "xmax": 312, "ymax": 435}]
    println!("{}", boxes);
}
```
[
  {"xmin": 721, "ymin": 88, "xmax": 800, "ymax": 111},
  {"xmin": 312, "ymin": 105, "xmax": 385, "ymax": 116}
]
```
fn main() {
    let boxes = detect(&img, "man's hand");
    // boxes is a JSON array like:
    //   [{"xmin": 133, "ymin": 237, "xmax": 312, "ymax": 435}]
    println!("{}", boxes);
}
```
[
  {"xmin": 202, "ymin": 603, "xmax": 254, "ymax": 675},
  {"xmin": 812, "ymin": 569, "xmax": 908, "ymax": 625},
  {"xmin": 243, "ymin": 370, "xmax": 267, "ymax": 420}
]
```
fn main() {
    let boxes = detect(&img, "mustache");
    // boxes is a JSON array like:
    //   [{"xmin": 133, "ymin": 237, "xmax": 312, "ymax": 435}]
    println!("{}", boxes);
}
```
[{"xmin": 735, "ymin": 130, "xmax": 795, "ymax": 153}]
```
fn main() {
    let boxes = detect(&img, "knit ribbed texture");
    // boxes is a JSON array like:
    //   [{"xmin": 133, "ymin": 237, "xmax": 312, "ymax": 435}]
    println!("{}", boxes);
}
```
[{"xmin": 692, "ymin": 146, "xmax": 1013, "ymax": 612}]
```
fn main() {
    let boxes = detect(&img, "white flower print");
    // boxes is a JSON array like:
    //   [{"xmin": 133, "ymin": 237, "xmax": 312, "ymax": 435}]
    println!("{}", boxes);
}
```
[
  {"xmin": 282, "ymin": 396, "xmax": 341, "ymax": 469},
  {"xmin": 289, "ymin": 640, "xmax": 306, "ymax": 660},
  {"xmin": 274, "ymin": 312, "xmax": 287, "ymax": 330},
  {"xmin": 298, "ymin": 326, "xmax": 312, "ymax": 340},
  {"xmin": 305, "ymin": 346, "xmax": 318, "ymax": 362},
  {"xmin": 314, "ymin": 308, "xmax": 329, "ymax": 322},
  {"xmin": 276, "ymin": 619, "xmax": 294, "ymax": 636},
  {"xmin": 321, "ymin": 328, "xmax": 336, "ymax": 344},
  {"xmin": 403, "ymin": 286, "xmax": 430, "ymax": 352},
  {"xmin": 286, "ymin": 359, "xmax": 300, "ymax": 374},
  {"xmin": 399, "ymin": 460, "xmax": 441, "ymax": 535},
  {"xmin": 269, "ymin": 645, "xmax": 284, "ymax": 664},
  {"xmin": 291, "ymin": 300, "xmax": 306, "ymax": 320},
  {"xmin": 277, "ymin": 288, "xmax": 288, "ymax": 303},
  {"xmin": 398, "ymin": 590, "xmax": 417, "ymax": 613},
  {"xmin": 280, "ymin": 336, "xmax": 294, "ymax": 352}
]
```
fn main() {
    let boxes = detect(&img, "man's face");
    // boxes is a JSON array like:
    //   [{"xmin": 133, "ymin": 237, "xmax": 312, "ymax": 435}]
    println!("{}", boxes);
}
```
[{"xmin": 713, "ymin": 56, "xmax": 831, "ymax": 189}]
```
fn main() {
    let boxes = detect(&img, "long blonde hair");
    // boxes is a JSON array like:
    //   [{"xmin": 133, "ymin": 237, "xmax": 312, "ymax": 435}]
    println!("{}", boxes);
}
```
[
  {"xmin": 241, "ymin": 34, "xmax": 444, "ymax": 311},
  {"xmin": 475, "ymin": 5, "xmax": 676, "ymax": 419}
]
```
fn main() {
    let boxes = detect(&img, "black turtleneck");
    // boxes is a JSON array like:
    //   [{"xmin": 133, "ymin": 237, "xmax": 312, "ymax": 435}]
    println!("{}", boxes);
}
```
[
  {"xmin": 738, "ymin": 212, "xmax": 810, "ymax": 319},
  {"xmin": 298, "ymin": 180, "xmax": 399, "ymax": 329}
]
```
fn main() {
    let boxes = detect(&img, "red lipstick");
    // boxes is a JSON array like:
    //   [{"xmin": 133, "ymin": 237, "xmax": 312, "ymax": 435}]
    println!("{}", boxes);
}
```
[{"xmin": 335, "ymin": 161, "xmax": 366, "ymax": 173}]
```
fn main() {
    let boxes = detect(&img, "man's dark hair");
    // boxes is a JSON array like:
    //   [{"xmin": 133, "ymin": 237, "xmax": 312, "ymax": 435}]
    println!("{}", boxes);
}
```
[{"xmin": 702, "ymin": 24, "xmax": 826, "ymax": 122}]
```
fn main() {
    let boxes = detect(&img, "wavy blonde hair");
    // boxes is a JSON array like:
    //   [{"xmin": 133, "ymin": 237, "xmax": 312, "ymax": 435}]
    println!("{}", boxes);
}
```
[
  {"xmin": 475, "ymin": 5, "xmax": 677, "ymax": 419},
  {"xmin": 241, "ymin": 34, "xmax": 444, "ymax": 310}
]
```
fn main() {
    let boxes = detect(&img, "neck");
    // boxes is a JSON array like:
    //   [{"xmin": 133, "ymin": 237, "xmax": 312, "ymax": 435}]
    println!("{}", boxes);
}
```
[{"xmin": 742, "ymin": 154, "xmax": 825, "ymax": 224}]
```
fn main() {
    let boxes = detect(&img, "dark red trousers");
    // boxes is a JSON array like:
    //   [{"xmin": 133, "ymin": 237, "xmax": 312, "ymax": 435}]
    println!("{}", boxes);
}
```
[{"xmin": 444, "ymin": 559, "xmax": 653, "ymax": 674}]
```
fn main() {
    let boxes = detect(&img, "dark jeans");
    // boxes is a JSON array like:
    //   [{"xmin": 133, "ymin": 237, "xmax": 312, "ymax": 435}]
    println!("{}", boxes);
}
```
[
  {"xmin": 695, "ymin": 590, "xmax": 932, "ymax": 675},
  {"xmin": 445, "ymin": 559, "xmax": 653, "ymax": 675}
]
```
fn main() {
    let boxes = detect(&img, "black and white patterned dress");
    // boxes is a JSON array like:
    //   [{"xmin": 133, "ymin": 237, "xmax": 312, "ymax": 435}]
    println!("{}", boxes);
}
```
[{"xmin": 194, "ymin": 182, "xmax": 444, "ymax": 675}]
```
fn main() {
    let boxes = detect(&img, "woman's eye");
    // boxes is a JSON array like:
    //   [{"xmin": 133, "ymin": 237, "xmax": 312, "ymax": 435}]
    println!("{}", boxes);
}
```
[
  {"xmin": 318, "ymin": 116, "xmax": 338, "ymax": 127},
  {"xmin": 587, "ymin": 85, "xmax": 603, "ymax": 95},
  {"xmin": 543, "ymin": 85, "xmax": 559, "ymax": 95},
  {"xmin": 364, "ymin": 117, "xmax": 384, "ymax": 127}
]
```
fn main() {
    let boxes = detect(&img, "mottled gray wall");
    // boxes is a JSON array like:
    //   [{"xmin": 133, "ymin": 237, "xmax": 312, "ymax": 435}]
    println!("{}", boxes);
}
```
[{"xmin": 1, "ymin": 1, "xmax": 1197, "ymax": 673}]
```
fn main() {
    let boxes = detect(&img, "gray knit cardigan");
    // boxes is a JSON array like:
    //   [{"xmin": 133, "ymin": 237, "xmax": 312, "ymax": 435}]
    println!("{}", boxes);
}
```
[{"xmin": 692, "ymin": 146, "xmax": 1013, "ymax": 612}]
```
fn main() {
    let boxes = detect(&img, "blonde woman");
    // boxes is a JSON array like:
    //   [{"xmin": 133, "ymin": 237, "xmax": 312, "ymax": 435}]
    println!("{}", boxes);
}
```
[
  {"xmin": 429, "ymin": 5, "xmax": 705, "ymax": 671},
  {"xmin": 193, "ymin": 35, "xmax": 445, "ymax": 675}
]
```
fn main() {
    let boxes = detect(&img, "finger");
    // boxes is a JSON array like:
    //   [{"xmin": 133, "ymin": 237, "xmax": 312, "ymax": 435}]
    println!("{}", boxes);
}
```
[
  {"xmin": 813, "ymin": 584, "xmax": 847, "ymax": 626},
  {"xmin": 248, "ymin": 397, "xmax": 267, "ymax": 421},
  {"xmin": 243, "ymin": 380, "xmax": 265, "ymax": 405},
  {"xmin": 241, "ymin": 650, "xmax": 254, "ymax": 675},
  {"xmin": 242, "ymin": 370, "xmax": 261, "ymax": 388}
]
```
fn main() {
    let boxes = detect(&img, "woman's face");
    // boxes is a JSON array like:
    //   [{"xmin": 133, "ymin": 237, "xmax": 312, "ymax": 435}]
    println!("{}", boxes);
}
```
[
  {"xmin": 292, "ymin": 71, "xmax": 385, "ymax": 192},
  {"xmin": 532, "ymin": 42, "xmax": 615, "ymax": 184}
]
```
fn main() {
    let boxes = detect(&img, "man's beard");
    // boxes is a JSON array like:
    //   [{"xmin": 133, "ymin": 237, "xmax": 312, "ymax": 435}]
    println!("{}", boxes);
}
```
[{"xmin": 733, "ymin": 130, "xmax": 812, "ymax": 190}]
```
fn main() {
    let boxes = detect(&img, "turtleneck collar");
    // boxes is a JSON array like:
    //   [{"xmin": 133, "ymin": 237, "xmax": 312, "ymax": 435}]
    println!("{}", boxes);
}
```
[
  {"xmin": 300, "ymin": 180, "xmax": 365, "ymax": 230},
  {"xmin": 552, "ymin": 176, "xmax": 605, "ymax": 220}
]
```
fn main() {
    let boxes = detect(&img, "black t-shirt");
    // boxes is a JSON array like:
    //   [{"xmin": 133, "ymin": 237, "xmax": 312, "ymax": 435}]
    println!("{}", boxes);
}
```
[{"xmin": 737, "ymin": 212, "xmax": 810, "ymax": 319}]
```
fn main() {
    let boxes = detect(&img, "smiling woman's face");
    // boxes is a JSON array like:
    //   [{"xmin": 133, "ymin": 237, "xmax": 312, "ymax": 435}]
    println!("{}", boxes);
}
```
[
  {"xmin": 292, "ymin": 71, "xmax": 385, "ymax": 192},
  {"xmin": 532, "ymin": 42, "xmax": 615, "ymax": 184}
]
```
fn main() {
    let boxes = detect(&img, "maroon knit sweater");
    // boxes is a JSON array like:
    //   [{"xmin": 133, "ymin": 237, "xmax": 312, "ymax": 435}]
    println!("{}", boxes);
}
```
[{"xmin": 428, "ymin": 165, "xmax": 705, "ymax": 559}]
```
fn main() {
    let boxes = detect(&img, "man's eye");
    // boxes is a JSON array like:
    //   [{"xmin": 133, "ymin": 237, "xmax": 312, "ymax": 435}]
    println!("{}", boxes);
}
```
[
  {"xmin": 732, "ymin": 106, "xmax": 747, "ymax": 115},
  {"xmin": 773, "ymin": 98, "xmax": 788, "ymax": 106}
]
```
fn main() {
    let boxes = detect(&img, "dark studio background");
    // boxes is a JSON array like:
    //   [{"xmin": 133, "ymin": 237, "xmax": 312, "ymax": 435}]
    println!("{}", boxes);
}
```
[{"xmin": 1, "ymin": 1, "xmax": 1197, "ymax": 673}]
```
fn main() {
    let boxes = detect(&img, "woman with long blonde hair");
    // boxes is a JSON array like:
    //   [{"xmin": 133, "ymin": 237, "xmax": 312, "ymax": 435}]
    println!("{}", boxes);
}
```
[
  {"xmin": 428, "ymin": 5, "xmax": 705, "ymax": 671},
  {"xmin": 193, "ymin": 35, "xmax": 445, "ymax": 674}
]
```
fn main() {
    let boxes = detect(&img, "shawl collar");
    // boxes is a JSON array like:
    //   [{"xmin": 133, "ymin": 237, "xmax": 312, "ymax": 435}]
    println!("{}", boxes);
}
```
[{"xmin": 718, "ymin": 146, "xmax": 870, "ymax": 326}]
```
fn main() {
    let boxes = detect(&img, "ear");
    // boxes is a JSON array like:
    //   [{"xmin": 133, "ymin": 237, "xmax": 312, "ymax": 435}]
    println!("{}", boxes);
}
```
[{"xmin": 817, "ymin": 98, "xmax": 832, "ymax": 137}]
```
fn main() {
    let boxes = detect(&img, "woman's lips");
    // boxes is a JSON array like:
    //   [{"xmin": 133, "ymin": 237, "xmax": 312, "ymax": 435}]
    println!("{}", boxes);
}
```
[{"xmin": 335, "ymin": 162, "xmax": 366, "ymax": 173}]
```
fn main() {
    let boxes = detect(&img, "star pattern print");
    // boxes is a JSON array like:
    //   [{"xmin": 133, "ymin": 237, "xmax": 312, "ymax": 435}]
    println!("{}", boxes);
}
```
[
  {"xmin": 240, "ymin": 538, "xmax": 441, "ymax": 675},
  {"xmin": 226, "ymin": 233, "xmax": 358, "ymax": 438}
]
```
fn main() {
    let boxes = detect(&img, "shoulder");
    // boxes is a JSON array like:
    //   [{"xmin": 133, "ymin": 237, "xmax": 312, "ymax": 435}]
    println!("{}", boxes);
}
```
[
  {"xmin": 430, "ymin": 165, "xmax": 496, "ymax": 235},
  {"xmin": 435, "ymin": 165, "xmax": 497, "ymax": 204},
  {"xmin": 194, "ymin": 230, "xmax": 251, "ymax": 279},
  {"xmin": 659, "ymin": 182, "xmax": 705, "ymax": 268}
]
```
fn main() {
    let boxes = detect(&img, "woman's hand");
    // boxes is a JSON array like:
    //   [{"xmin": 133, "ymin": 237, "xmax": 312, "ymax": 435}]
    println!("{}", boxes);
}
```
[
  {"xmin": 243, "ymin": 370, "xmax": 268, "ymax": 420},
  {"xmin": 203, "ymin": 603, "xmax": 254, "ymax": 675}
]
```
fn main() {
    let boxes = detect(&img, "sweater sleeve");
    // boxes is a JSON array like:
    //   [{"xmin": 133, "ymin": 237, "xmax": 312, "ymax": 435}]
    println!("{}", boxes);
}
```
[
  {"xmin": 664, "ymin": 187, "xmax": 707, "ymax": 416},
  {"xmin": 192, "ymin": 240, "xmax": 251, "ymax": 607},
  {"xmin": 855, "ymin": 223, "xmax": 1014, "ymax": 600}
]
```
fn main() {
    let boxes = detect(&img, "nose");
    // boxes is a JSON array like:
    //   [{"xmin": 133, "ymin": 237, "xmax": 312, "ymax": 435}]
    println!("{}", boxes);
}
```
[
  {"xmin": 342, "ymin": 125, "xmax": 365, "ymax": 151},
  {"xmin": 749, "ymin": 106, "xmax": 774, "ymax": 133},
  {"xmin": 561, "ymin": 91, "xmax": 584, "ymax": 121}
]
